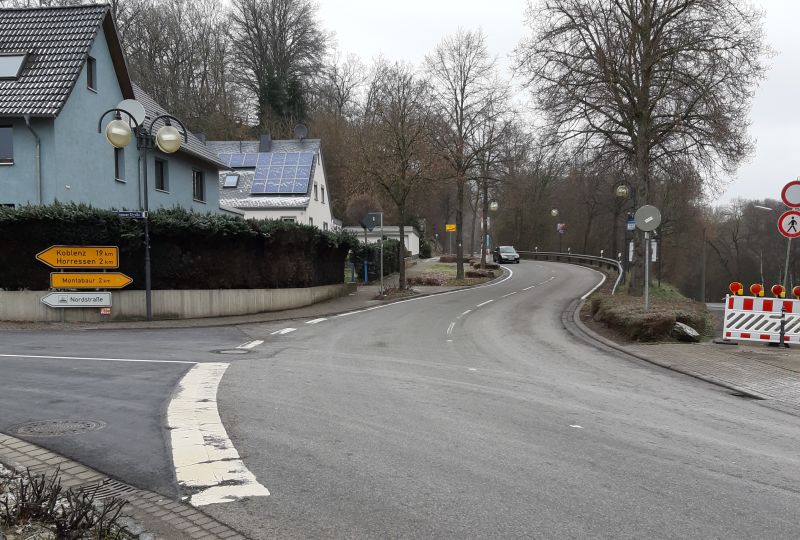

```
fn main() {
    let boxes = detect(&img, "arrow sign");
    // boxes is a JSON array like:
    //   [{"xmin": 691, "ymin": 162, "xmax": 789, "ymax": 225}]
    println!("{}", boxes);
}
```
[
  {"xmin": 50, "ymin": 272, "xmax": 133, "ymax": 289},
  {"xmin": 41, "ymin": 292, "xmax": 112, "ymax": 308},
  {"xmin": 36, "ymin": 246, "xmax": 119, "ymax": 269},
  {"xmin": 778, "ymin": 210, "xmax": 800, "ymax": 239}
]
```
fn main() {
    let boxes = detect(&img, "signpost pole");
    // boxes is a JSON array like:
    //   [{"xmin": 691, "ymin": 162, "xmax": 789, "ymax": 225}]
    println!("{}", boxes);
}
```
[
  {"xmin": 380, "ymin": 212, "xmax": 384, "ymax": 296},
  {"xmin": 645, "ymin": 232, "xmax": 651, "ymax": 311},
  {"xmin": 140, "ymin": 135, "xmax": 153, "ymax": 322},
  {"xmin": 784, "ymin": 237, "xmax": 791, "ymax": 294}
]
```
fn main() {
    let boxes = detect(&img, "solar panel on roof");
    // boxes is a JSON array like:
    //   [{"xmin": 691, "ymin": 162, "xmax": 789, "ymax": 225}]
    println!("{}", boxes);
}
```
[{"xmin": 220, "ymin": 151, "xmax": 315, "ymax": 196}]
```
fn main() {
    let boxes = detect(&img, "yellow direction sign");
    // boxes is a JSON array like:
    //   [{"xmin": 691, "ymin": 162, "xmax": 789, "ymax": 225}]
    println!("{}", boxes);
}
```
[
  {"xmin": 50, "ymin": 272, "xmax": 132, "ymax": 290},
  {"xmin": 36, "ymin": 246, "xmax": 119, "ymax": 269},
  {"xmin": 445, "ymin": 223, "xmax": 457, "ymax": 232}
]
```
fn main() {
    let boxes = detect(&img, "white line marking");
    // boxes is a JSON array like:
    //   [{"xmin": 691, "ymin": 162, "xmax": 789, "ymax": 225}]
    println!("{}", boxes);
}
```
[
  {"xmin": 476, "ymin": 299, "xmax": 494, "ymax": 308},
  {"xmin": 237, "ymin": 340, "xmax": 263, "ymax": 350},
  {"xmin": 458, "ymin": 310, "xmax": 472, "ymax": 319},
  {"xmin": 168, "ymin": 363, "xmax": 270, "ymax": 506},
  {"xmin": 447, "ymin": 339, "xmax": 454, "ymax": 343},
  {"xmin": 447, "ymin": 322, "xmax": 456, "ymax": 335},
  {"xmin": 271, "ymin": 328, "xmax": 296, "ymax": 335},
  {"xmin": 468, "ymin": 368, "xmax": 478, "ymax": 371},
  {"xmin": 569, "ymin": 425, "xmax": 584, "ymax": 429},
  {"xmin": 523, "ymin": 286, "xmax": 535, "ymax": 291},
  {"xmin": 336, "ymin": 310, "xmax": 367, "ymax": 317},
  {"xmin": 502, "ymin": 292, "xmax": 518, "ymax": 298},
  {"xmin": 0, "ymin": 353, "xmax": 195, "ymax": 365},
  {"xmin": 306, "ymin": 318, "xmax": 328, "ymax": 325},
  {"xmin": 581, "ymin": 272, "xmax": 607, "ymax": 300}
]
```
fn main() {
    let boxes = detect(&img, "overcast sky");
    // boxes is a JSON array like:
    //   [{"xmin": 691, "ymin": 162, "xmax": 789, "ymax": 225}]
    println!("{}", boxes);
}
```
[{"xmin": 317, "ymin": 0, "xmax": 800, "ymax": 206}]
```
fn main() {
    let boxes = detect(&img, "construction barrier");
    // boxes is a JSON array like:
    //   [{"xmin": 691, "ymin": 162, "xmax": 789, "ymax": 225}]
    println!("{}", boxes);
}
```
[{"xmin": 723, "ymin": 295, "xmax": 800, "ymax": 344}]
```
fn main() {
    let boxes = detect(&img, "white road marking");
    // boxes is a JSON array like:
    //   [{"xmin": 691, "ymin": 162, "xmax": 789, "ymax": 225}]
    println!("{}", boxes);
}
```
[
  {"xmin": 447, "ymin": 322, "xmax": 456, "ymax": 335},
  {"xmin": 447, "ymin": 339, "xmax": 454, "ymax": 343},
  {"xmin": 271, "ymin": 328, "xmax": 296, "ymax": 335},
  {"xmin": 336, "ymin": 310, "xmax": 367, "ymax": 317},
  {"xmin": 168, "ymin": 363, "xmax": 269, "ymax": 506},
  {"xmin": 581, "ymin": 272, "xmax": 607, "ymax": 300},
  {"xmin": 306, "ymin": 318, "xmax": 328, "ymax": 325},
  {"xmin": 458, "ymin": 310, "xmax": 472, "ymax": 319},
  {"xmin": 468, "ymin": 368, "xmax": 478, "ymax": 371},
  {"xmin": 569, "ymin": 425, "xmax": 584, "ymax": 429},
  {"xmin": 237, "ymin": 340, "xmax": 263, "ymax": 350},
  {"xmin": 502, "ymin": 292, "xmax": 518, "ymax": 298},
  {"xmin": 476, "ymin": 299, "xmax": 494, "ymax": 308},
  {"xmin": 523, "ymin": 286, "xmax": 535, "ymax": 291},
  {"xmin": 0, "ymin": 353, "xmax": 195, "ymax": 365}
]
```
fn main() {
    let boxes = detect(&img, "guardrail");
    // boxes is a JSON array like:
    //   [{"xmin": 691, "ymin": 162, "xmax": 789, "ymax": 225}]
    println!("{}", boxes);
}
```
[{"xmin": 516, "ymin": 251, "xmax": 624, "ymax": 295}]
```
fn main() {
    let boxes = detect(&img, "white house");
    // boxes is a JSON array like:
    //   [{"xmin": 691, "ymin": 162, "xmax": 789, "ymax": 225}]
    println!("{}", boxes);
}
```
[
  {"xmin": 207, "ymin": 136, "xmax": 337, "ymax": 230},
  {"xmin": 343, "ymin": 226, "xmax": 421, "ymax": 257}
]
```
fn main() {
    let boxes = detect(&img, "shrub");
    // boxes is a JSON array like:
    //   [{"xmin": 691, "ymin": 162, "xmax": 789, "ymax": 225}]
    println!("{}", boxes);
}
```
[
  {"xmin": 349, "ymin": 239, "xmax": 402, "ymax": 281},
  {"xmin": 407, "ymin": 276, "xmax": 447, "ymax": 286},
  {"xmin": 590, "ymin": 293, "xmax": 707, "ymax": 341},
  {"xmin": 466, "ymin": 270, "xmax": 495, "ymax": 278},
  {"xmin": 419, "ymin": 240, "xmax": 432, "ymax": 259},
  {"xmin": 438, "ymin": 255, "xmax": 470, "ymax": 263},
  {"xmin": 0, "ymin": 203, "xmax": 356, "ymax": 290}
]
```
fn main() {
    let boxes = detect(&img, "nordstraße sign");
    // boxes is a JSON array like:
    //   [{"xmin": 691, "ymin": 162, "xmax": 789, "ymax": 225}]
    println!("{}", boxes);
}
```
[
  {"xmin": 41, "ymin": 292, "xmax": 112, "ymax": 308},
  {"xmin": 36, "ymin": 246, "xmax": 119, "ymax": 269}
]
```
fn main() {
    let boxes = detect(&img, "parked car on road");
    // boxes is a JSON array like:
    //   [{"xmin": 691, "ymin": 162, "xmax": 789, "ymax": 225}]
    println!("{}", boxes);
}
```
[{"xmin": 493, "ymin": 246, "xmax": 520, "ymax": 264}]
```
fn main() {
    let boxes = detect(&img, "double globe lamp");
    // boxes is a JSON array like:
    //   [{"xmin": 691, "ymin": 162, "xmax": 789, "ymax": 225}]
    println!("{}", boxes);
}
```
[{"xmin": 105, "ymin": 114, "xmax": 182, "ymax": 154}]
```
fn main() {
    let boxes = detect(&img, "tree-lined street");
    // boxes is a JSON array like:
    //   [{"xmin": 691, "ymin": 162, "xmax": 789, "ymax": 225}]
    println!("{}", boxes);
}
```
[{"xmin": 2, "ymin": 261, "xmax": 799, "ymax": 538}]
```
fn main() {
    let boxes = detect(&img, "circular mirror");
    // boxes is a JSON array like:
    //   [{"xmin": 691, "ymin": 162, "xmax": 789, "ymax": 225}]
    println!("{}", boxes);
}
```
[
  {"xmin": 551, "ymin": 208, "xmax": 559, "ymax": 217},
  {"xmin": 615, "ymin": 184, "xmax": 630, "ymax": 198},
  {"xmin": 489, "ymin": 201, "xmax": 499, "ymax": 212}
]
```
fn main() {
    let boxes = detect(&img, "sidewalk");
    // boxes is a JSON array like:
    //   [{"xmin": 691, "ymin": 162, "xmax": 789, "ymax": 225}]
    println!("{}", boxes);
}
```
[
  {"xmin": 574, "ymin": 303, "xmax": 800, "ymax": 409},
  {"xmin": 0, "ymin": 433, "xmax": 246, "ymax": 539},
  {"xmin": 0, "ymin": 281, "xmax": 470, "ymax": 331}
]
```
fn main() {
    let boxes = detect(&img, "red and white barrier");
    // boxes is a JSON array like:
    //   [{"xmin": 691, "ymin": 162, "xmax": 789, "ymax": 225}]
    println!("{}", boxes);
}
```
[{"xmin": 723, "ymin": 295, "xmax": 800, "ymax": 343}]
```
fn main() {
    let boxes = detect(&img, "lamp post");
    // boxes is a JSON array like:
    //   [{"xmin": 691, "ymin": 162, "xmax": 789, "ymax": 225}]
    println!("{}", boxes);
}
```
[
  {"xmin": 615, "ymin": 182, "xmax": 638, "ymax": 283},
  {"xmin": 551, "ymin": 208, "xmax": 563, "ymax": 252},
  {"xmin": 755, "ymin": 204, "xmax": 791, "ymax": 295},
  {"xmin": 98, "ymin": 107, "xmax": 187, "ymax": 321}
]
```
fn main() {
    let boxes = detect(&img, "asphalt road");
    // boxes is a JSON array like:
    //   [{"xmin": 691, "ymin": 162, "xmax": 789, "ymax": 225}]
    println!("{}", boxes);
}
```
[{"xmin": 1, "ymin": 261, "xmax": 800, "ymax": 538}]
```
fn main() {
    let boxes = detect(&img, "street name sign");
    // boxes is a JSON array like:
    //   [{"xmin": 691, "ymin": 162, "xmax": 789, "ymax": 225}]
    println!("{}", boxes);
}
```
[
  {"xmin": 634, "ymin": 205, "xmax": 662, "ymax": 232},
  {"xmin": 781, "ymin": 181, "xmax": 800, "ymax": 208},
  {"xmin": 445, "ymin": 223, "xmax": 457, "ymax": 232},
  {"xmin": 36, "ymin": 246, "xmax": 118, "ymax": 269},
  {"xmin": 50, "ymin": 272, "xmax": 132, "ymax": 289},
  {"xmin": 778, "ymin": 210, "xmax": 800, "ymax": 239},
  {"xmin": 41, "ymin": 292, "xmax": 112, "ymax": 308},
  {"xmin": 116, "ymin": 210, "xmax": 147, "ymax": 219}
]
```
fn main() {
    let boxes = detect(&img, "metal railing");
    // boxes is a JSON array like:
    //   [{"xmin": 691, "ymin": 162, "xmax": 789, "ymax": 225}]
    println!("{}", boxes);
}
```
[{"xmin": 516, "ymin": 251, "xmax": 624, "ymax": 295}]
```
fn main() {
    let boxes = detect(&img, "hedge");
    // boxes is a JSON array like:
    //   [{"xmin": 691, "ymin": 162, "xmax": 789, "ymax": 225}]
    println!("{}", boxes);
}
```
[
  {"xmin": 0, "ymin": 203, "xmax": 357, "ymax": 291},
  {"xmin": 349, "ymin": 239, "xmax": 402, "ymax": 282}
]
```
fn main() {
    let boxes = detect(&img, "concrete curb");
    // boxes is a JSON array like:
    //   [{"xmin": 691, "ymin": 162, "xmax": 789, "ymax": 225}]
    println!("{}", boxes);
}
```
[
  {"xmin": 565, "ymin": 299, "xmax": 770, "ymax": 401},
  {"xmin": 0, "ymin": 433, "xmax": 249, "ymax": 539}
]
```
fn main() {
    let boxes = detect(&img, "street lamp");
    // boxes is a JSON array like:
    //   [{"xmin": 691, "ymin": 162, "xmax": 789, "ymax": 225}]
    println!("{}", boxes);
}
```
[{"xmin": 97, "ymin": 107, "xmax": 188, "ymax": 321}]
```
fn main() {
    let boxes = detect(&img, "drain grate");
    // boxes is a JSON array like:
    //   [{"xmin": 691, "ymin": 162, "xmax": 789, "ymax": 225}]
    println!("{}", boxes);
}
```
[
  {"xmin": 79, "ymin": 478, "xmax": 140, "ymax": 500},
  {"xmin": 11, "ymin": 419, "xmax": 107, "ymax": 437}
]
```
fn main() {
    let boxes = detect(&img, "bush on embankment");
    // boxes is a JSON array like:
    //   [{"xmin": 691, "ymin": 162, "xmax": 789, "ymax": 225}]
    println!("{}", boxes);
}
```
[
  {"xmin": 589, "ymin": 285, "xmax": 708, "ymax": 342},
  {"xmin": 0, "ymin": 203, "xmax": 356, "ymax": 290}
]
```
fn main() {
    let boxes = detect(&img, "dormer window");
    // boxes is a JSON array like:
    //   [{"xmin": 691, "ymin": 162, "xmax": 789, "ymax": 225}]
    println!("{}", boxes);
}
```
[
  {"xmin": 87, "ymin": 56, "xmax": 96, "ymax": 90},
  {"xmin": 223, "ymin": 174, "xmax": 239, "ymax": 188},
  {"xmin": 0, "ymin": 53, "xmax": 27, "ymax": 80}
]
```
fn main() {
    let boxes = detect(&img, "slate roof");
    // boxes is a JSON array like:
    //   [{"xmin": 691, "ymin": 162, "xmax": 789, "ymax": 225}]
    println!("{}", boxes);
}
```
[
  {"xmin": 0, "ymin": 4, "xmax": 119, "ymax": 117},
  {"xmin": 133, "ymin": 83, "xmax": 225, "ymax": 169}
]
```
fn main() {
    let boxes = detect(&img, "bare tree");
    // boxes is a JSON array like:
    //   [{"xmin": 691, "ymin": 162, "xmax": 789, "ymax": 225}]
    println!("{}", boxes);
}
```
[
  {"xmin": 358, "ymin": 62, "xmax": 434, "ymax": 289},
  {"xmin": 230, "ymin": 0, "xmax": 328, "ymax": 136},
  {"xmin": 425, "ymin": 29, "xmax": 507, "ymax": 279},
  {"xmin": 515, "ymin": 0, "xmax": 770, "ymax": 294},
  {"xmin": 315, "ymin": 51, "xmax": 366, "ymax": 119}
]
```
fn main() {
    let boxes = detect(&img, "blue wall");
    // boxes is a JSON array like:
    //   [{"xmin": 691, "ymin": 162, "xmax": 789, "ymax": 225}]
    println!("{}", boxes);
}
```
[{"xmin": 0, "ymin": 27, "xmax": 221, "ymax": 213}]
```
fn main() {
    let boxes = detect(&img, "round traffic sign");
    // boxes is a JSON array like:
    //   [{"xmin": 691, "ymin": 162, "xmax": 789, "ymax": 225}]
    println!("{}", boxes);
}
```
[
  {"xmin": 782, "ymin": 181, "xmax": 800, "ymax": 208},
  {"xmin": 778, "ymin": 210, "xmax": 800, "ymax": 238},
  {"xmin": 634, "ymin": 205, "xmax": 662, "ymax": 232}
]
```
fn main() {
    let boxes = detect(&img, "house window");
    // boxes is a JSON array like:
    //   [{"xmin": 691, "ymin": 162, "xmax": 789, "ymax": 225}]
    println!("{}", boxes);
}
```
[
  {"xmin": 114, "ymin": 147, "xmax": 124, "ymax": 181},
  {"xmin": 0, "ymin": 53, "xmax": 27, "ymax": 80},
  {"xmin": 321, "ymin": 186, "xmax": 325, "ymax": 204},
  {"xmin": 155, "ymin": 159, "xmax": 168, "ymax": 191},
  {"xmin": 309, "ymin": 217, "xmax": 313, "ymax": 227},
  {"xmin": 0, "ymin": 126, "xmax": 12, "ymax": 164},
  {"xmin": 323, "ymin": 222, "xmax": 328, "ymax": 231},
  {"xmin": 87, "ymin": 56, "xmax": 96, "ymax": 91},
  {"xmin": 314, "ymin": 183, "xmax": 318, "ymax": 200},
  {"xmin": 223, "ymin": 174, "xmax": 239, "ymax": 188},
  {"xmin": 281, "ymin": 216, "xmax": 296, "ymax": 223},
  {"xmin": 192, "ymin": 170, "xmax": 205, "ymax": 202}
]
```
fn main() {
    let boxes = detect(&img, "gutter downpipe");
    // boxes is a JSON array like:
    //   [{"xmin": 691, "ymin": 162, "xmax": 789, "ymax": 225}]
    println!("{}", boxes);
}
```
[{"xmin": 23, "ymin": 115, "xmax": 42, "ymax": 204}]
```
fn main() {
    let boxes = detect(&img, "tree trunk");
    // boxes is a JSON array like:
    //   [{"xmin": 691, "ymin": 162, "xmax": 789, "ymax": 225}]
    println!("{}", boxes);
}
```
[
  {"xmin": 456, "ymin": 176, "xmax": 465, "ymax": 279},
  {"xmin": 398, "ymin": 210, "xmax": 406, "ymax": 289},
  {"xmin": 480, "ymin": 180, "xmax": 489, "ymax": 268}
]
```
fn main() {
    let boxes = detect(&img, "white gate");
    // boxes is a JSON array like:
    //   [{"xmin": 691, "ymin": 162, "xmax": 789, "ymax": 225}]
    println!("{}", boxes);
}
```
[{"xmin": 723, "ymin": 295, "xmax": 800, "ymax": 344}]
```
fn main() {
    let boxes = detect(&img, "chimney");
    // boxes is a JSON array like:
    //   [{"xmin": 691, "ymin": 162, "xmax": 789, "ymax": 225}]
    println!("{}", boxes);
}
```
[{"xmin": 259, "ymin": 133, "xmax": 272, "ymax": 152}]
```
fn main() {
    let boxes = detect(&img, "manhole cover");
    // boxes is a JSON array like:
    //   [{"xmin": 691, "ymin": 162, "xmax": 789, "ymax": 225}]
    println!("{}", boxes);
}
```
[
  {"xmin": 216, "ymin": 349, "xmax": 250, "ymax": 355},
  {"xmin": 12, "ymin": 420, "xmax": 106, "ymax": 437}
]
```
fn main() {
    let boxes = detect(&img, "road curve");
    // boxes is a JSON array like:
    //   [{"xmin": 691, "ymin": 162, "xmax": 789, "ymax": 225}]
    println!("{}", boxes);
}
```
[{"xmin": 205, "ymin": 261, "xmax": 800, "ymax": 539}]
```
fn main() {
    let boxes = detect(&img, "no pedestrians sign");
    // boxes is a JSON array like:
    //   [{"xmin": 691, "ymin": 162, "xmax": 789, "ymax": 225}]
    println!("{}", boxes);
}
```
[{"xmin": 778, "ymin": 210, "xmax": 800, "ymax": 239}]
